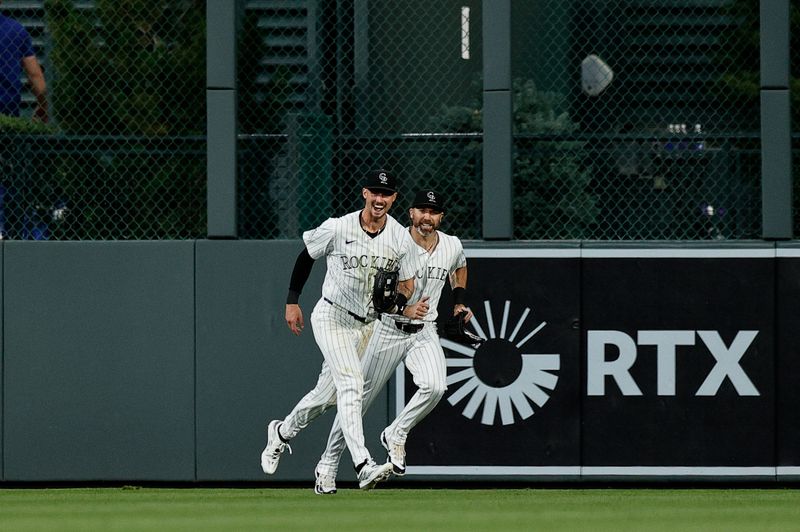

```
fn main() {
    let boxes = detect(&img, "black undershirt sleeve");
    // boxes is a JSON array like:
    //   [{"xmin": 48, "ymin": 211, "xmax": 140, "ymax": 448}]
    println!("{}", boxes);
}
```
[{"xmin": 286, "ymin": 248, "xmax": 315, "ymax": 304}]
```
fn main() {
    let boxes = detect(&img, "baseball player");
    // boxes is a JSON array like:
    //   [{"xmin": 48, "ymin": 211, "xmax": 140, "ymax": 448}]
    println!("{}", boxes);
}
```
[
  {"xmin": 260, "ymin": 170, "xmax": 428, "ymax": 491},
  {"xmin": 312, "ymin": 189, "xmax": 473, "ymax": 494}
]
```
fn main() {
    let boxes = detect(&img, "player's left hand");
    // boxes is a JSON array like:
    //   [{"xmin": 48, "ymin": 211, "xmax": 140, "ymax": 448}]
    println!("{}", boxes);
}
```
[
  {"xmin": 453, "ymin": 304, "xmax": 473, "ymax": 322},
  {"xmin": 285, "ymin": 304, "xmax": 304, "ymax": 336}
]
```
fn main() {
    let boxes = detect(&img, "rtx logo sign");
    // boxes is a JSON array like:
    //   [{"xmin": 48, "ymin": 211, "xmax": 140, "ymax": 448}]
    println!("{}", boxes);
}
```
[{"xmin": 587, "ymin": 330, "xmax": 760, "ymax": 397}]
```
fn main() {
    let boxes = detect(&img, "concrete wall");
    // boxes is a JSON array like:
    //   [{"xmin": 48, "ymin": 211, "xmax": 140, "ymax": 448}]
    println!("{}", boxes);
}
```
[
  {"xmin": 3, "ymin": 242, "xmax": 195, "ymax": 481},
  {"xmin": 0, "ymin": 240, "xmax": 388, "ymax": 483},
  {"xmin": 194, "ymin": 240, "xmax": 387, "ymax": 483}
]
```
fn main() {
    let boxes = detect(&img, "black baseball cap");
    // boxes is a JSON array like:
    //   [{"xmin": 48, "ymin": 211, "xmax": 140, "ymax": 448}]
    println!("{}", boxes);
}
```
[
  {"xmin": 363, "ymin": 169, "xmax": 397, "ymax": 194},
  {"xmin": 411, "ymin": 189, "xmax": 445, "ymax": 213}
]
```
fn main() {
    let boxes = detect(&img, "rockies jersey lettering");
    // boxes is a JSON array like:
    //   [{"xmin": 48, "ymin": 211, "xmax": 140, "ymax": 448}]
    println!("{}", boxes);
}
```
[
  {"xmin": 417, "ymin": 265, "xmax": 449, "ymax": 281},
  {"xmin": 340, "ymin": 255, "xmax": 399, "ymax": 272}
]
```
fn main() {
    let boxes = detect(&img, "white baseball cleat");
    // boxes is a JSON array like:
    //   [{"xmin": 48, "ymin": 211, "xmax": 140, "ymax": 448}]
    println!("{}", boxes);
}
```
[
  {"xmin": 381, "ymin": 429, "xmax": 406, "ymax": 476},
  {"xmin": 314, "ymin": 467, "xmax": 337, "ymax": 495},
  {"xmin": 260, "ymin": 420, "xmax": 291, "ymax": 475},
  {"xmin": 357, "ymin": 460, "xmax": 393, "ymax": 490}
]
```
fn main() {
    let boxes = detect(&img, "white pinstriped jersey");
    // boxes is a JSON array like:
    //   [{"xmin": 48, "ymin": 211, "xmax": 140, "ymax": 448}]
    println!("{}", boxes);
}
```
[
  {"xmin": 398, "ymin": 230, "xmax": 466, "ymax": 324},
  {"xmin": 303, "ymin": 210, "xmax": 424, "ymax": 319}
]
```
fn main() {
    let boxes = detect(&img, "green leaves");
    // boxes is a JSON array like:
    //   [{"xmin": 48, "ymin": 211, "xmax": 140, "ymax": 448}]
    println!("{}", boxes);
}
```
[
  {"xmin": 0, "ymin": 114, "xmax": 57, "ymax": 134},
  {"xmin": 44, "ymin": 0, "xmax": 206, "ymax": 136}
]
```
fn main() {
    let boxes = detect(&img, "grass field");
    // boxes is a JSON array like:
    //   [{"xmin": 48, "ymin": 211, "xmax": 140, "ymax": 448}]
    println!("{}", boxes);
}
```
[{"xmin": 1, "ymin": 487, "xmax": 799, "ymax": 531}]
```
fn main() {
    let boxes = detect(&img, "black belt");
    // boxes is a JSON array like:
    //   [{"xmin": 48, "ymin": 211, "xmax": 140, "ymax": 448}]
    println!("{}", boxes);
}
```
[
  {"xmin": 395, "ymin": 321, "xmax": 424, "ymax": 334},
  {"xmin": 323, "ymin": 298, "xmax": 367, "ymax": 323}
]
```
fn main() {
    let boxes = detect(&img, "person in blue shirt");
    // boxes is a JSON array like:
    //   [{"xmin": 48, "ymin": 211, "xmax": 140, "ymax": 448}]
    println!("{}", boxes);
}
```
[{"xmin": 0, "ymin": 1, "xmax": 47, "ymax": 121}]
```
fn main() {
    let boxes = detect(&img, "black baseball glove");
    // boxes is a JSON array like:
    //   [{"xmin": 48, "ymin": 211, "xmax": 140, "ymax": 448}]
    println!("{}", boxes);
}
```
[
  {"xmin": 372, "ymin": 268, "xmax": 399, "ymax": 314},
  {"xmin": 443, "ymin": 311, "xmax": 485, "ymax": 347}
]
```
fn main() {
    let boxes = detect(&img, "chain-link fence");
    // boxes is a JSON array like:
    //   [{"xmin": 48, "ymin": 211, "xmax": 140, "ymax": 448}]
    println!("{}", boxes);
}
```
[
  {"xmin": 0, "ymin": 0, "xmax": 205, "ymax": 240},
  {"xmin": 238, "ymin": 0, "xmax": 768, "ymax": 241},
  {"xmin": 237, "ymin": 0, "xmax": 483, "ymax": 239},
  {"xmin": 0, "ymin": 0, "xmax": 793, "ymax": 241},
  {"xmin": 510, "ymin": 0, "xmax": 762, "ymax": 240}
]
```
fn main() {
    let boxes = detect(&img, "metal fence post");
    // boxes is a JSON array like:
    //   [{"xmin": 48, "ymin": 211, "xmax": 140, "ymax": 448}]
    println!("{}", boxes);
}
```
[
  {"xmin": 482, "ymin": 0, "xmax": 512, "ymax": 239},
  {"xmin": 760, "ymin": 0, "xmax": 792, "ymax": 239},
  {"xmin": 207, "ymin": 0, "xmax": 238, "ymax": 238}
]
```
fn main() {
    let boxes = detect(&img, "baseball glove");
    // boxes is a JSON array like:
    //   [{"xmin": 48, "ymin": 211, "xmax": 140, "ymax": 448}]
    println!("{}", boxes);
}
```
[
  {"xmin": 372, "ymin": 268, "xmax": 399, "ymax": 314},
  {"xmin": 443, "ymin": 311, "xmax": 485, "ymax": 347}
]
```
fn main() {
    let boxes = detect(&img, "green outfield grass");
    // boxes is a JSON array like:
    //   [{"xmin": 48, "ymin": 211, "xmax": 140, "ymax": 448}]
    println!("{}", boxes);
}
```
[{"xmin": 1, "ymin": 487, "xmax": 799, "ymax": 531}]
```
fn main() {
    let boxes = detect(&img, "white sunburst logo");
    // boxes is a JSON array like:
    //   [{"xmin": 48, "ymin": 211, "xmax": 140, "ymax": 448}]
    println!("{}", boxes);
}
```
[{"xmin": 441, "ymin": 300, "xmax": 560, "ymax": 426}]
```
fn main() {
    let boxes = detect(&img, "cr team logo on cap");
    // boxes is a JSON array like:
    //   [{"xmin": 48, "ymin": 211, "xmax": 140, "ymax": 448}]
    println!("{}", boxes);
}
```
[
  {"xmin": 379, "ymin": 172, "xmax": 388, "ymax": 184},
  {"xmin": 427, "ymin": 191, "xmax": 436, "ymax": 202}
]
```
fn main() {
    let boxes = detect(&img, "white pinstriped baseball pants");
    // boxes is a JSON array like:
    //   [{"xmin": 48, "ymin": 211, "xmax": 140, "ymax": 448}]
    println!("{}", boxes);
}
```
[
  {"xmin": 278, "ymin": 299, "xmax": 375, "ymax": 468},
  {"xmin": 316, "ymin": 315, "xmax": 447, "ymax": 474}
]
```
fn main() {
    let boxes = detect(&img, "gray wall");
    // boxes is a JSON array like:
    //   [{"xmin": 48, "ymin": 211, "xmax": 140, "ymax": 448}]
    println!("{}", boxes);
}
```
[
  {"xmin": 0, "ymin": 240, "xmax": 388, "ymax": 483},
  {"xmin": 3, "ymin": 242, "xmax": 195, "ymax": 481},
  {"xmin": 194, "ymin": 240, "xmax": 387, "ymax": 482}
]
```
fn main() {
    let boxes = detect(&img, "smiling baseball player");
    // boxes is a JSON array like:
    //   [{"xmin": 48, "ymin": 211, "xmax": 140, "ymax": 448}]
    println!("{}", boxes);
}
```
[
  {"xmin": 312, "ymin": 189, "xmax": 474, "ymax": 494},
  {"xmin": 260, "ymin": 170, "xmax": 427, "ymax": 491}
]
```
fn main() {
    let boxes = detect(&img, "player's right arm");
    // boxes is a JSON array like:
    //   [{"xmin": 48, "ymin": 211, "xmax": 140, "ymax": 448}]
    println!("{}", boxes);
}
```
[
  {"xmin": 397, "ymin": 277, "xmax": 415, "ymax": 300},
  {"xmin": 402, "ymin": 295, "xmax": 429, "ymax": 319},
  {"xmin": 285, "ymin": 248, "xmax": 315, "ymax": 335},
  {"xmin": 395, "ymin": 278, "xmax": 429, "ymax": 319},
  {"xmin": 285, "ymin": 218, "xmax": 336, "ymax": 335}
]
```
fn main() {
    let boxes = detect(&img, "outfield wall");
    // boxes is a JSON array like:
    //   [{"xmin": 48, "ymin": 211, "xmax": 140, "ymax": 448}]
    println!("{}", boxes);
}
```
[{"xmin": 1, "ymin": 241, "xmax": 799, "ymax": 483}]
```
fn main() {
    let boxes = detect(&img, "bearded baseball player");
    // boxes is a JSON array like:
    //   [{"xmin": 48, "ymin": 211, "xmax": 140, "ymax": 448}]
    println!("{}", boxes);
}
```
[
  {"xmin": 312, "ymin": 189, "xmax": 474, "ymax": 494},
  {"xmin": 260, "ymin": 170, "xmax": 428, "ymax": 491}
]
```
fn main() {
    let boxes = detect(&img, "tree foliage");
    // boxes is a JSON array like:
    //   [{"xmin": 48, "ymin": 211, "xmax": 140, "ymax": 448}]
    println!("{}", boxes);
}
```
[
  {"xmin": 43, "ymin": 0, "xmax": 207, "ymax": 239},
  {"xmin": 45, "ymin": 0, "xmax": 206, "ymax": 135},
  {"xmin": 0, "ymin": 114, "xmax": 57, "ymax": 134},
  {"xmin": 720, "ymin": 0, "xmax": 800, "ymax": 236},
  {"xmin": 720, "ymin": 0, "xmax": 800, "ymax": 130}
]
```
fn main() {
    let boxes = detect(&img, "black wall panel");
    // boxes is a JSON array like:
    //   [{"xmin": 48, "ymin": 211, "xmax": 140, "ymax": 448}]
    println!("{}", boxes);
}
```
[
  {"xmin": 582, "ymin": 257, "xmax": 775, "ymax": 466},
  {"xmin": 404, "ymin": 255, "xmax": 581, "ymax": 472},
  {"xmin": 776, "ymin": 253, "xmax": 800, "ymax": 477}
]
